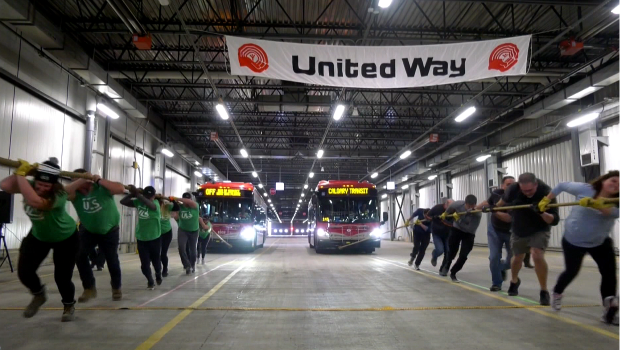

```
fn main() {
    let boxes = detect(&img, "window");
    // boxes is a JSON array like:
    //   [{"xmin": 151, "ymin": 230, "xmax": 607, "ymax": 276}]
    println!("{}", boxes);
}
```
[
  {"xmin": 199, "ymin": 198, "xmax": 253, "ymax": 224},
  {"xmin": 318, "ymin": 197, "xmax": 379, "ymax": 223}
]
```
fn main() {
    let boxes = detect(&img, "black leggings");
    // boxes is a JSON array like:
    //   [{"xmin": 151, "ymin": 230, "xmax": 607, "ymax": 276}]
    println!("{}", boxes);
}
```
[
  {"xmin": 554, "ymin": 237, "xmax": 617, "ymax": 301},
  {"xmin": 198, "ymin": 236, "xmax": 209, "ymax": 259},
  {"xmin": 441, "ymin": 228, "xmax": 475, "ymax": 275},
  {"xmin": 160, "ymin": 230, "xmax": 173, "ymax": 273},
  {"xmin": 137, "ymin": 238, "xmax": 162, "ymax": 284},
  {"xmin": 410, "ymin": 232, "xmax": 430, "ymax": 266},
  {"xmin": 18, "ymin": 231, "xmax": 79, "ymax": 305}
]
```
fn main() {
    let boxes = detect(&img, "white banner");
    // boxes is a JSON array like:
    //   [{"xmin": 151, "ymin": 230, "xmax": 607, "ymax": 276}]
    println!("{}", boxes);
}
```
[{"xmin": 226, "ymin": 35, "xmax": 531, "ymax": 89}]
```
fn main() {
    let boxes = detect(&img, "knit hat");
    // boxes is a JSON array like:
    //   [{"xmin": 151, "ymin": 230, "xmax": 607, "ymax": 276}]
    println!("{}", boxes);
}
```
[
  {"xmin": 143, "ymin": 186, "xmax": 156, "ymax": 198},
  {"xmin": 182, "ymin": 192, "xmax": 192, "ymax": 199},
  {"xmin": 35, "ymin": 157, "xmax": 60, "ymax": 183}
]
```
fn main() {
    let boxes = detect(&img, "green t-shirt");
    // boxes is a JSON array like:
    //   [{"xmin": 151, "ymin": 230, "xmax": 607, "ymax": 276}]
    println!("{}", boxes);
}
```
[
  {"xmin": 160, "ymin": 202, "xmax": 173, "ymax": 233},
  {"xmin": 132, "ymin": 198, "xmax": 161, "ymax": 241},
  {"xmin": 24, "ymin": 186, "xmax": 76, "ymax": 243},
  {"xmin": 199, "ymin": 221, "xmax": 212, "ymax": 239},
  {"xmin": 179, "ymin": 205, "xmax": 199, "ymax": 232},
  {"xmin": 72, "ymin": 184, "xmax": 120, "ymax": 234}
]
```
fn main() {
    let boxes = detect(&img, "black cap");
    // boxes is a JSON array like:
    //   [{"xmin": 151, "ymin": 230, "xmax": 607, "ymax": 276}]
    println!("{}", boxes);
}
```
[
  {"xmin": 35, "ymin": 157, "xmax": 60, "ymax": 183},
  {"xmin": 143, "ymin": 186, "xmax": 156, "ymax": 197},
  {"xmin": 182, "ymin": 192, "xmax": 192, "ymax": 199}
]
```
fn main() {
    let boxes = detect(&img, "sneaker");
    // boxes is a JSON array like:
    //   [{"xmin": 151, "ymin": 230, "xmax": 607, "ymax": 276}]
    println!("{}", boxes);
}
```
[
  {"xmin": 603, "ymin": 296, "xmax": 619, "ymax": 324},
  {"xmin": 540, "ymin": 290, "xmax": 551, "ymax": 306},
  {"xmin": 78, "ymin": 287, "xmax": 97, "ymax": 303},
  {"xmin": 23, "ymin": 288, "xmax": 47, "ymax": 318},
  {"xmin": 507, "ymin": 278, "xmax": 521, "ymax": 296},
  {"xmin": 191, "ymin": 267, "xmax": 195, "ymax": 273},
  {"xmin": 407, "ymin": 259, "xmax": 414, "ymax": 267},
  {"xmin": 450, "ymin": 274, "xmax": 460, "ymax": 283},
  {"xmin": 414, "ymin": 265, "xmax": 420, "ymax": 271},
  {"xmin": 112, "ymin": 289, "xmax": 122, "ymax": 301},
  {"xmin": 439, "ymin": 268, "xmax": 448, "ymax": 277},
  {"xmin": 186, "ymin": 267, "xmax": 191, "ymax": 275},
  {"xmin": 551, "ymin": 292, "xmax": 563, "ymax": 311},
  {"xmin": 430, "ymin": 256, "xmax": 437, "ymax": 267},
  {"xmin": 61, "ymin": 303, "xmax": 75, "ymax": 322},
  {"xmin": 147, "ymin": 283, "xmax": 155, "ymax": 290},
  {"xmin": 156, "ymin": 277, "xmax": 163, "ymax": 286},
  {"xmin": 490, "ymin": 285, "xmax": 501, "ymax": 292},
  {"xmin": 162, "ymin": 270, "xmax": 168, "ymax": 278}
]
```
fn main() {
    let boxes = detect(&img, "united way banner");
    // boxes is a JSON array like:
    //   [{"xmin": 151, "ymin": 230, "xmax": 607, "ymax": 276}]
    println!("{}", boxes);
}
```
[{"xmin": 226, "ymin": 35, "xmax": 531, "ymax": 89}]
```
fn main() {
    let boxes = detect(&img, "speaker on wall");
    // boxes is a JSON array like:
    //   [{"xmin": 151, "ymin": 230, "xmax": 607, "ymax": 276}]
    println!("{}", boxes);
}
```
[{"xmin": 0, "ymin": 191, "xmax": 14, "ymax": 224}]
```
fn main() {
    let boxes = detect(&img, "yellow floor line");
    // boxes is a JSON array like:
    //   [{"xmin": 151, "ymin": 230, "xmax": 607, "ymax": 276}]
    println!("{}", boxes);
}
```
[
  {"xmin": 373, "ymin": 257, "xmax": 619, "ymax": 340},
  {"xmin": 0, "ymin": 304, "xmax": 600, "ymax": 312},
  {"xmin": 135, "ymin": 239, "xmax": 280, "ymax": 350}
]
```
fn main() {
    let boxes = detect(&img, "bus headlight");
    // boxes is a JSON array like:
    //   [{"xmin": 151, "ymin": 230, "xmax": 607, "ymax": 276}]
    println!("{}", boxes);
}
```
[
  {"xmin": 370, "ymin": 229, "xmax": 381, "ymax": 239},
  {"xmin": 241, "ymin": 227, "xmax": 256, "ymax": 240},
  {"xmin": 317, "ymin": 228, "xmax": 328, "ymax": 237}
]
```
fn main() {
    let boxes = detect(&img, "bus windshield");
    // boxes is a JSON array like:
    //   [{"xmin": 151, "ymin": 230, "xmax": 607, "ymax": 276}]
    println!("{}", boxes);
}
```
[
  {"xmin": 199, "ymin": 198, "xmax": 253, "ymax": 224},
  {"xmin": 318, "ymin": 197, "xmax": 379, "ymax": 223}
]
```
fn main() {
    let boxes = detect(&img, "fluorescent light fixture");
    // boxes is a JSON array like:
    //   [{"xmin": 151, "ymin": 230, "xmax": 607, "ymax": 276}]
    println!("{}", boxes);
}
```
[
  {"xmin": 454, "ymin": 106, "xmax": 476, "ymax": 122},
  {"xmin": 476, "ymin": 154, "xmax": 492, "ymax": 162},
  {"xmin": 96, "ymin": 103, "xmax": 119, "ymax": 119},
  {"xmin": 428, "ymin": 175, "xmax": 437, "ymax": 180},
  {"xmin": 194, "ymin": 171, "xmax": 203, "ymax": 177},
  {"xmin": 378, "ymin": 0, "xmax": 392, "ymax": 8},
  {"xmin": 612, "ymin": 4, "xmax": 620, "ymax": 14},
  {"xmin": 268, "ymin": 199, "xmax": 271, "ymax": 203},
  {"xmin": 240, "ymin": 149, "xmax": 249, "ymax": 158},
  {"xmin": 258, "ymin": 184, "xmax": 263, "ymax": 188},
  {"xmin": 387, "ymin": 182, "xmax": 395, "ymax": 190},
  {"xmin": 252, "ymin": 171, "xmax": 258, "ymax": 178},
  {"xmin": 299, "ymin": 199, "xmax": 302, "ymax": 203},
  {"xmin": 304, "ymin": 184, "xmax": 308, "ymax": 189},
  {"xmin": 317, "ymin": 149, "xmax": 324, "ymax": 158},
  {"xmin": 402, "ymin": 184, "xmax": 409, "ymax": 189},
  {"xmin": 264, "ymin": 192, "xmax": 268, "ymax": 196},
  {"xmin": 161, "ymin": 148, "xmax": 174, "ymax": 158},
  {"xmin": 371, "ymin": 172, "xmax": 378, "ymax": 178},
  {"xmin": 568, "ymin": 86, "xmax": 597, "ymax": 100},
  {"xmin": 309, "ymin": 172, "xmax": 315, "ymax": 178},
  {"xmin": 333, "ymin": 104, "xmax": 346, "ymax": 121},
  {"xmin": 276, "ymin": 182, "xmax": 284, "ymax": 191},
  {"xmin": 402, "ymin": 176, "xmax": 408, "ymax": 181},
  {"xmin": 194, "ymin": 161, "xmax": 200, "ymax": 166},
  {"xmin": 301, "ymin": 193, "xmax": 305, "ymax": 197},
  {"xmin": 215, "ymin": 104, "xmax": 229, "ymax": 120},
  {"xmin": 399, "ymin": 150, "xmax": 412, "ymax": 159},
  {"xmin": 381, "ymin": 193, "xmax": 387, "ymax": 199},
  {"xmin": 297, "ymin": 204, "xmax": 300, "ymax": 208},
  {"xmin": 567, "ymin": 112, "xmax": 600, "ymax": 128}
]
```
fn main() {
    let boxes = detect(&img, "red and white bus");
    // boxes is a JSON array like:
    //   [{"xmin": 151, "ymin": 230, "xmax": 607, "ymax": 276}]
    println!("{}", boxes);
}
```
[
  {"xmin": 307, "ymin": 180, "xmax": 388, "ymax": 253},
  {"xmin": 196, "ymin": 182, "xmax": 268, "ymax": 252}
]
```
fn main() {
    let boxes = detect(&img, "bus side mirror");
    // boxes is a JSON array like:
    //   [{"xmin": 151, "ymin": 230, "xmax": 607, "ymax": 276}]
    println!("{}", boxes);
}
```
[{"xmin": 382, "ymin": 212, "xmax": 388, "ymax": 222}]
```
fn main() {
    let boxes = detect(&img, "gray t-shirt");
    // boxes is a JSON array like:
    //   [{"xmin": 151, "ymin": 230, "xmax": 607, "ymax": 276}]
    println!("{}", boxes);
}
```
[{"xmin": 447, "ymin": 200, "xmax": 482, "ymax": 235}]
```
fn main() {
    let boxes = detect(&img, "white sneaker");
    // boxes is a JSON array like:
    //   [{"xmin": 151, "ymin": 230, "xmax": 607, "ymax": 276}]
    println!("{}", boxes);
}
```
[
  {"xmin": 551, "ymin": 292, "xmax": 563, "ymax": 311},
  {"xmin": 602, "ymin": 296, "xmax": 619, "ymax": 324}
]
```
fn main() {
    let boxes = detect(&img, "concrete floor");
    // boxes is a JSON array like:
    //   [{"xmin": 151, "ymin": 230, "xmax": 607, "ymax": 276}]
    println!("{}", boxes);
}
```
[{"xmin": 0, "ymin": 237, "xmax": 617, "ymax": 350}]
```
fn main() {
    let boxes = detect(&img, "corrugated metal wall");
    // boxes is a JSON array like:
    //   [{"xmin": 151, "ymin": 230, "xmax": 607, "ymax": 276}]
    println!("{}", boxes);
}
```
[
  {"xmin": 380, "ymin": 198, "xmax": 392, "ymax": 240},
  {"xmin": 501, "ymin": 140, "xmax": 575, "ymax": 249},
  {"xmin": 451, "ymin": 168, "xmax": 489, "ymax": 244},
  {"xmin": 418, "ymin": 182, "xmax": 437, "ymax": 209},
  {"xmin": 394, "ymin": 191, "xmax": 412, "ymax": 241},
  {"xmin": 600, "ymin": 123, "xmax": 619, "ymax": 249}
]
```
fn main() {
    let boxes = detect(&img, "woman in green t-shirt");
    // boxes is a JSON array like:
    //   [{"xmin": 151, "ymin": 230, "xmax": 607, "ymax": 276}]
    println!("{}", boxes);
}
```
[
  {"xmin": 120, "ymin": 185, "xmax": 162, "ymax": 289},
  {"xmin": 0, "ymin": 158, "xmax": 79, "ymax": 322},
  {"xmin": 197, "ymin": 216, "xmax": 212, "ymax": 265},
  {"xmin": 156, "ymin": 197, "xmax": 179, "ymax": 277}
]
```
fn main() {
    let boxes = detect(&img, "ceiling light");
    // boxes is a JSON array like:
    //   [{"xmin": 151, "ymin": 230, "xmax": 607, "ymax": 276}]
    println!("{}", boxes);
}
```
[
  {"xmin": 216, "ymin": 103, "xmax": 229, "ymax": 120},
  {"xmin": 402, "ymin": 176, "xmax": 408, "ymax": 181},
  {"xmin": 381, "ymin": 193, "xmax": 387, "ymax": 199},
  {"xmin": 332, "ymin": 104, "xmax": 346, "ymax": 121},
  {"xmin": 454, "ymin": 106, "xmax": 476, "ymax": 122},
  {"xmin": 428, "ymin": 175, "xmax": 437, "ymax": 180},
  {"xmin": 252, "ymin": 171, "xmax": 258, "ymax": 178},
  {"xmin": 264, "ymin": 192, "xmax": 268, "ymax": 196},
  {"xmin": 378, "ymin": 0, "xmax": 392, "ymax": 8},
  {"xmin": 304, "ymin": 184, "xmax": 308, "ymax": 189},
  {"xmin": 567, "ymin": 112, "xmax": 600, "ymax": 128},
  {"xmin": 402, "ymin": 184, "xmax": 409, "ymax": 189},
  {"xmin": 568, "ymin": 86, "xmax": 598, "ymax": 100},
  {"xmin": 301, "ymin": 193, "xmax": 305, "ymax": 197},
  {"xmin": 476, "ymin": 154, "xmax": 492, "ymax": 162},
  {"xmin": 194, "ymin": 170, "xmax": 203, "ymax": 177},
  {"xmin": 158, "ymin": 0, "xmax": 170, "ymax": 5},
  {"xmin": 268, "ymin": 199, "xmax": 271, "ymax": 203},
  {"xmin": 240, "ymin": 149, "xmax": 249, "ymax": 158},
  {"xmin": 194, "ymin": 161, "xmax": 200, "ymax": 166},
  {"xmin": 399, "ymin": 150, "xmax": 412, "ymax": 159},
  {"xmin": 612, "ymin": 4, "xmax": 620, "ymax": 14},
  {"xmin": 161, "ymin": 148, "xmax": 174, "ymax": 157},
  {"xmin": 317, "ymin": 149, "xmax": 324, "ymax": 158},
  {"xmin": 258, "ymin": 184, "xmax": 263, "ymax": 188},
  {"xmin": 371, "ymin": 172, "xmax": 378, "ymax": 178},
  {"xmin": 96, "ymin": 103, "xmax": 119, "ymax": 119},
  {"xmin": 309, "ymin": 172, "xmax": 314, "ymax": 178},
  {"xmin": 299, "ymin": 199, "xmax": 302, "ymax": 203}
]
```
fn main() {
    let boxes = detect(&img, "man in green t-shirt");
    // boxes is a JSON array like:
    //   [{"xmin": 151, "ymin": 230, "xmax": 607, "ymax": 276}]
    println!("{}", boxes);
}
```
[
  {"xmin": 171, "ymin": 192, "xmax": 207, "ymax": 275},
  {"xmin": 65, "ymin": 169, "xmax": 125, "ymax": 302},
  {"xmin": 120, "ymin": 185, "xmax": 162, "ymax": 289}
]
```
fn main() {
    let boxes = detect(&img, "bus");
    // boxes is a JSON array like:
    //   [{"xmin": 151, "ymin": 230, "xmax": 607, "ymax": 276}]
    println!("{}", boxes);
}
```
[
  {"xmin": 195, "ymin": 182, "xmax": 268, "ymax": 252},
  {"xmin": 307, "ymin": 180, "xmax": 388, "ymax": 253}
]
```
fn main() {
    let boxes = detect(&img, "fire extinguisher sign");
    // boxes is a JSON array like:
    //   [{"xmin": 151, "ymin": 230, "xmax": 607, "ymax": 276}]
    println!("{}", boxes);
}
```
[{"xmin": 429, "ymin": 134, "xmax": 439, "ymax": 142}]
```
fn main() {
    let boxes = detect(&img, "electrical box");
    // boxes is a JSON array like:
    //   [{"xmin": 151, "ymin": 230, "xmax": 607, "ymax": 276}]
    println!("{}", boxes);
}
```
[
  {"xmin": 579, "ymin": 128, "xmax": 599, "ymax": 167},
  {"xmin": 132, "ymin": 34, "xmax": 152, "ymax": 50}
]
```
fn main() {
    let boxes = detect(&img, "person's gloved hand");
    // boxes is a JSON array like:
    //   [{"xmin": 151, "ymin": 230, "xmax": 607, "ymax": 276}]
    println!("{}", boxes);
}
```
[
  {"xmin": 128, "ymin": 185, "xmax": 138, "ymax": 195},
  {"xmin": 414, "ymin": 219, "xmax": 422, "ymax": 226},
  {"xmin": 580, "ymin": 197, "xmax": 615, "ymax": 209},
  {"xmin": 481, "ymin": 205, "xmax": 494, "ymax": 213},
  {"xmin": 14, "ymin": 159, "xmax": 35, "ymax": 177},
  {"xmin": 440, "ymin": 212, "xmax": 447, "ymax": 221},
  {"xmin": 538, "ymin": 197, "xmax": 551, "ymax": 213},
  {"xmin": 452, "ymin": 212, "xmax": 460, "ymax": 221},
  {"xmin": 405, "ymin": 219, "xmax": 410, "ymax": 226}
]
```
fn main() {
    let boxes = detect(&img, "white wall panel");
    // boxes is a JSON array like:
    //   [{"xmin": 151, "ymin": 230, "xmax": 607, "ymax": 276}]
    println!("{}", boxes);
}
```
[
  {"xmin": 600, "ymin": 123, "xmax": 620, "ymax": 249},
  {"xmin": 17, "ymin": 43, "xmax": 68, "ymax": 105},
  {"xmin": 451, "ymin": 168, "xmax": 488, "ymax": 244},
  {"xmin": 380, "ymin": 198, "xmax": 391, "ymax": 240},
  {"xmin": 502, "ymin": 140, "xmax": 575, "ymax": 249},
  {"xmin": 418, "ymin": 182, "xmax": 437, "ymax": 209},
  {"xmin": 164, "ymin": 167, "xmax": 191, "ymax": 197},
  {"xmin": 0, "ymin": 80, "xmax": 14, "ymax": 178}
]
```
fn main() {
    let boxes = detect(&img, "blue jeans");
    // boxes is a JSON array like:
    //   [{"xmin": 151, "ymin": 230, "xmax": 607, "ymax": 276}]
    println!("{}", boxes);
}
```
[
  {"xmin": 487, "ymin": 222, "xmax": 512, "ymax": 287},
  {"xmin": 432, "ymin": 233, "xmax": 449, "ymax": 267}
]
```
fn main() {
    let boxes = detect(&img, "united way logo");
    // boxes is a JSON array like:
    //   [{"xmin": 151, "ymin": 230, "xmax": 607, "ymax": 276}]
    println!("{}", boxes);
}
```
[
  {"xmin": 488, "ymin": 43, "xmax": 519, "ymax": 72},
  {"xmin": 238, "ymin": 43, "xmax": 269, "ymax": 73}
]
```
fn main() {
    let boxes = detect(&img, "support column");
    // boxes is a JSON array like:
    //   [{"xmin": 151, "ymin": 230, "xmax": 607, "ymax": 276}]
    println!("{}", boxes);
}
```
[
  {"xmin": 83, "ymin": 110, "xmax": 95, "ymax": 171},
  {"xmin": 571, "ymin": 129, "xmax": 586, "ymax": 182},
  {"xmin": 438, "ymin": 174, "xmax": 448, "ymax": 200},
  {"xmin": 102, "ymin": 116, "xmax": 111, "ymax": 179}
]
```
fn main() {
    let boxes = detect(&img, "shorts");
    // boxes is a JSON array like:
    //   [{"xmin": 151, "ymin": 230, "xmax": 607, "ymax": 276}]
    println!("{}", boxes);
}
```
[{"xmin": 511, "ymin": 231, "xmax": 550, "ymax": 255}]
